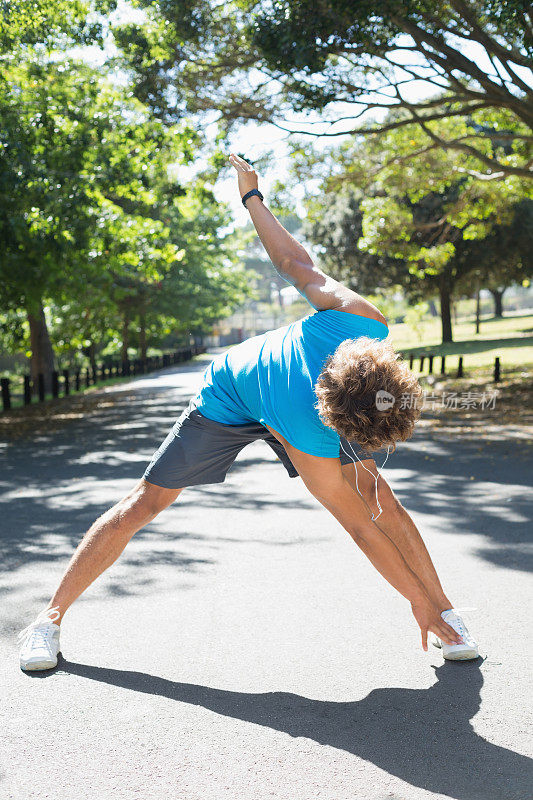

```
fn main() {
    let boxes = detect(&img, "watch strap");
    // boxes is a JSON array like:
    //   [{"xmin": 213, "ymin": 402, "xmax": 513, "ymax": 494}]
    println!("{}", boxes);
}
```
[{"xmin": 242, "ymin": 188, "xmax": 264, "ymax": 207}]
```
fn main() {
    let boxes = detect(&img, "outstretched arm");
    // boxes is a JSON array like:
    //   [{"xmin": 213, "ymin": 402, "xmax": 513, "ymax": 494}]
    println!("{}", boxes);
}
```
[
  {"xmin": 263, "ymin": 423, "xmax": 461, "ymax": 651},
  {"xmin": 229, "ymin": 154, "xmax": 385, "ymax": 323},
  {"xmin": 341, "ymin": 460, "xmax": 453, "ymax": 615}
]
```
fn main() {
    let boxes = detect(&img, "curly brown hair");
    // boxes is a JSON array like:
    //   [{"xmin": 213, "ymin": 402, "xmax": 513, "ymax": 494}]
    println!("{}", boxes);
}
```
[{"xmin": 314, "ymin": 337, "xmax": 423, "ymax": 452}]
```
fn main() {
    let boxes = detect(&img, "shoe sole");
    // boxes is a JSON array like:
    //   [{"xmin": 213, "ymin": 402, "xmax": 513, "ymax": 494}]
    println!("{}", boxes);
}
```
[
  {"xmin": 432, "ymin": 638, "xmax": 479, "ymax": 660},
  {"xmin": 20, "ymin": 659, "xmax": 58, "ymax": 671},
  {"xmin": 443, "ymin": 649, "xmax": 479, "ymax": 661}
]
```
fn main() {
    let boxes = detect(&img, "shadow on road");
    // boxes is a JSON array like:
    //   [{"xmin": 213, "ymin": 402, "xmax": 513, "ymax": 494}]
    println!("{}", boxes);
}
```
[
  {"xmin": 389, "ymin": 440, "xmax": 532, "ymax": 573},
  {"xmin": 32, "ymin": 657, "xmax": 532, "ymax": 800}
]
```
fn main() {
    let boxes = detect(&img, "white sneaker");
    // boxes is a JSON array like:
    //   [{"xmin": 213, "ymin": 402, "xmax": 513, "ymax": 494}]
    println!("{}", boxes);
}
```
[
  {"xmin": 18, "ymin": 607, "xmax": 61, "ymax": 671},
  {"xmin": 432, "ymin": 608, "xmax": 479, "ymax": 661}
]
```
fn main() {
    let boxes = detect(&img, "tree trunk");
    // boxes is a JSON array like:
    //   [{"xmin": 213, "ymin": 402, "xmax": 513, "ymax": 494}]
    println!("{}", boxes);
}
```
[
  {"xmin": 490, "ymin": 288, "xmax": 505, "ymax": 318},
  {"xmin": 27, "ymin": 302, "xmax": 56, "ymax": 395},
  {"xmin": 428, "ymin": 299, "xmax": 438, "ymax": 317},
  {"xmin": 475, "ymin": 288, "xmax": 481, "ymax": 334},
  {"xmin": 439, "ymin": 278, "xmax": 453, "ymax": 343},
  {"xmin": 88, "ymin": 341, "xmax": 97, "ymax": 375},
  {"xmin": 139, "ymin": 314, "xmax": 147, "ymax": 361},
  {"xmin": 121, "ymin": 310, "xmax": 130, "ymax": 362}
]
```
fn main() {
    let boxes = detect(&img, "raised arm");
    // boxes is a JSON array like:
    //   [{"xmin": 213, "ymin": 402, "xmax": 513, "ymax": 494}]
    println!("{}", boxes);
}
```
[{"xmin": 229, "ymin": 154, "xmax": 385, "ymax": 323}]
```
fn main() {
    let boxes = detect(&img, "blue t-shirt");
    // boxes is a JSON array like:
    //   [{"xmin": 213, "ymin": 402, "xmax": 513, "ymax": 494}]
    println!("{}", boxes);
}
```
[{"xmin": 194, "ymin": 309, "xmax": 389, "ymax": 457}]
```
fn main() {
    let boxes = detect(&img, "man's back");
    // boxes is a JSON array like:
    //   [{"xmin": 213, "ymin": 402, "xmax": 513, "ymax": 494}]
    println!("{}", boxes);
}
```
[{"xmin": 194, "ymin": 309, "xmax": 388, "ymax": 457}]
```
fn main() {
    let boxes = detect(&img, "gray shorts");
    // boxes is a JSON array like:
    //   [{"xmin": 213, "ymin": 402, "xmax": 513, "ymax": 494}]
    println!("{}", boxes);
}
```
[{"xmin": 143, "ymin": 398, "xmax": 370, "ymax": 489}]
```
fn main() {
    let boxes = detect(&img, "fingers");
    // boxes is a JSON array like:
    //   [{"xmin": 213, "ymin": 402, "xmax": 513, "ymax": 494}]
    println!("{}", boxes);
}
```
[
  {"xmin": 229, "ymin": 152, "xmax": 253, "ymax": 171},
  {"xmin": 444, "ymin": 621, "xmax": 463, "ymax": 644},
  {"xmin": 421, "ymin": 628, "xmax": 428, "ymax": 652},
  {"xmin": 433, "ymin": 622, "xmax": 462, "ymax": 646},
  {"xmin": 230, "ymin": 152, "xmax": 250, "ymax": 168},
  {"xmin": 228, "ymin": 154, "xmax": 244, "ymax": 172}
]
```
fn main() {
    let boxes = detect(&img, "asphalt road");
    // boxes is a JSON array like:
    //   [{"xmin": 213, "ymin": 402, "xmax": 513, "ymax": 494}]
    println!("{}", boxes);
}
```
[{"xmin": 1, "ymin": 353, "xmax": 532, "ymax": 800}]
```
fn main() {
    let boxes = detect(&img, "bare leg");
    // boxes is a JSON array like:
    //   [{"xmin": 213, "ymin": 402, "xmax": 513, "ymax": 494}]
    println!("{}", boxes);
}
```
[
  {"xmin": 44, "ymin": 479, "xmax": 182, "ymax": 624},
  {"xmin": 341, "ymin": 461, "xmax": 452, "ymax": 612}
]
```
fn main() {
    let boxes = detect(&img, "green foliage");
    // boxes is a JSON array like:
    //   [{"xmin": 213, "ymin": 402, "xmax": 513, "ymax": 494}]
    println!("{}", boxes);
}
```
[
  {"xmin": 310, "ymin": 111, "xmax": 532, "ymax": 273},
  {"xmin": 251, "ymin": 0, "xmax": 533, "ymax": 66},
  {"xmin": 0, "ymin": 0, "xmax": 116, "ymax": 53},
  {"xmin": 119, "ymin": 0, "xmax": 532, "ymax": 179},
  {"xmin": 300, "ymin": 116, "xmax": 532, "ymax": 341},
  {"xmin": 0, "ymin": 53, "xmax": 251, "ymax": 367}
]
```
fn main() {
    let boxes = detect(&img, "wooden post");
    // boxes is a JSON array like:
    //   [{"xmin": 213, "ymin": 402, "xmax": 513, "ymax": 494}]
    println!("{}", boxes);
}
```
[
  {"xmin": 24, "ymin": 375, "xmax": 32, "ymax": 405},
  {"xmin": 38, "ymin": 373, "xmax": 45, "ymax": 401},
  {"xmin": 52, "ymin": 371, "xmax": 59, "ymax": 398},
  {"xmin": 419, "ymin": 356, "xmax": 425, "ymax": 373},
  {"xmin": 1, "ymin": 377, "xmax": 11, "ymax": 411},
  {"xmin": 494, "ymin": 357, "xmax": 501, "ymax": 383},
  {"xmin": 409, "ymin": 354, "xmax": 414, "ymax": 369},
  {"xmin": 428, "ymin": 355, "xmax": 434, "ymax": 374},
  {"xmin": 457, "ymin": 356, "xmax": 464, "ymax": 378},
  {"xmin": 63, "ymin": 369, "xmax": 70, "ymax": 396},
  {"xmin": 440, "ymin": 355, "xmax": 446, "ymax": 375}
]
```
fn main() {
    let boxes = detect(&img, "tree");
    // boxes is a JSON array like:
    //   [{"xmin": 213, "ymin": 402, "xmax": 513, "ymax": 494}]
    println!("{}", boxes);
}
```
[
  {"xmin": 301, "ymin": 126, "xmax": 532, "ymax": 341},
  {"xmin": 304, "ymin": 185, "xmax": 466, "ymax": 341},
  {"xmin": 115, "ymin": 0, "xmax": 532, "ymax": 180},
  {"xmin": 0, "ymin": 60, "xmax": 104, "ymax": 388},
  {"xmin": 304, "ymin": 189, "xmax": 412, "ymax": 295},
  {"xmin": 0, "ymin": 57, "xmax": 251, "ymax": 386},
  {"xmin": 455, "ymin": 198, "xmax": 533, "ymax": 317},
  {"xmin": 0, "ymin": 0, "xmax": 116, "ymax": 53}
]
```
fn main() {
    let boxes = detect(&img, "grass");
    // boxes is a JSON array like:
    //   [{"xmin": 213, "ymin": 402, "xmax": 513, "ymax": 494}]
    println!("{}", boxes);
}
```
[{"xmin": 388, "ymin": 311, "xmax": 533, "ymax": 375}]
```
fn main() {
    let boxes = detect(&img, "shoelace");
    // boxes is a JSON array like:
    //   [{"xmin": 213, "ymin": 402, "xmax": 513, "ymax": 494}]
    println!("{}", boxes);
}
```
[
  {"xmin": 452, "ymin": 616, "xmax": 466, "ymax": 638},
  {"xmin": 18, "ymin": 606, "xmax": 60, "ymax": 647},
  {"xmin": 442, "ymin": 608, "xmax": 475, "ymax": 643}
]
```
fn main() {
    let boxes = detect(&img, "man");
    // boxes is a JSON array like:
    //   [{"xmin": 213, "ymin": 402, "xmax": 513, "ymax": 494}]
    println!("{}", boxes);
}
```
[{"xmin": 18, "ymin": 154, "xmax": 478, "ymax": 671}]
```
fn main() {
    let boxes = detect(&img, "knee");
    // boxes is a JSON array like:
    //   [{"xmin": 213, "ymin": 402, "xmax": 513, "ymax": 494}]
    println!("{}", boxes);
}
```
[{"xmin": 122, "ymin": 479, "xmax": 178, "ymax": 519}]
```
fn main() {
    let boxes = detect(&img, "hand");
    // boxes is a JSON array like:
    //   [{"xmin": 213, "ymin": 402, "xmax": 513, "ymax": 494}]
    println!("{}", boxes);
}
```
[
  {"xmin": 229, "ymin": 153, "xmax": 259, "ymax": 199},
  {"xmin": 411, "ymin": 598, "xmax": 464, "ymax": 652}
]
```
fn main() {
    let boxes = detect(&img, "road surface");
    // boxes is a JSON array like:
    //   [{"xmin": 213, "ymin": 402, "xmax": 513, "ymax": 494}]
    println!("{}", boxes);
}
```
[{"xmin": 1, "ymin": 353, "xmax": 532, "ymax": 799}]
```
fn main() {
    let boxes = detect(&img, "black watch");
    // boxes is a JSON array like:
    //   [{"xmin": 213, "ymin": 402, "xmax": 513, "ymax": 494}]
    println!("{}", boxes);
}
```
[{"xmin": 242, "ymin": 188, "xmax": 264, "ymax": 207}]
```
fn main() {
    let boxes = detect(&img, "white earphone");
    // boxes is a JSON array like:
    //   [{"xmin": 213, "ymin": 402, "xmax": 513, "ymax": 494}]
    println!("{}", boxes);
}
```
[{"xmin": 339, "ymin": 440, "xmax": 391, "ymax": 521}]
